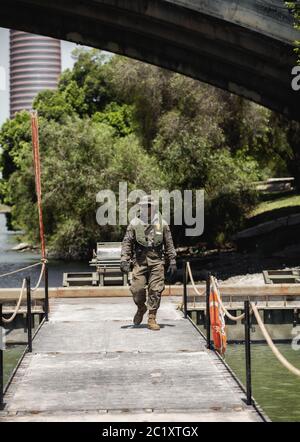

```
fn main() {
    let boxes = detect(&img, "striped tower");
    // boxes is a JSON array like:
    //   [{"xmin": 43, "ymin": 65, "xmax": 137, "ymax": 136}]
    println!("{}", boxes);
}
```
[{"xmin": 10, "ymin": 30, "xmax": 61, "ymax": 117}]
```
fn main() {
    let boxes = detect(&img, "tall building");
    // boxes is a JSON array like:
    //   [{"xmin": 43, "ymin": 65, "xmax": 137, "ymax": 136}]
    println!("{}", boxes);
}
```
[
  {"xmin": 10, "ymin": 30, "xmax": 61, "ymax": 117},
  {"xmin": 0, "ymin": 28, "xmax": 10, "ymax": 125}
]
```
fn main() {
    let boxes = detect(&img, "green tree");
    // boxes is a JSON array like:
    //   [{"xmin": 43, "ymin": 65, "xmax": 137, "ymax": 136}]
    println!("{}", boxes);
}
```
[
  {"xmin": 0, "ymin": 111, "xmax": 32, "ymax": 204},
  {"xmin": 92, "ymin": 103, "xmax": 137, "ymax": 136},
  {"xmin": 1, "ymin": 48, "xmax": 294, "ymax": 256},
  {"xmin": 5, "ymin": 116, "xmax": 165, "ymax": 258},
  {"xmin": 286, "ymin": 2, "xmax": 300, "ymax": 62},
  {"xmin": 59, "ymin": 48, "xmax": 115, "ymax": 115},
  {"xmin": 108, "ymin": 56, "xmax": 174, "ymax": 149},
  {"xmin": 33, "ymin": 89, "xmax": 76, "ymax": 122}
]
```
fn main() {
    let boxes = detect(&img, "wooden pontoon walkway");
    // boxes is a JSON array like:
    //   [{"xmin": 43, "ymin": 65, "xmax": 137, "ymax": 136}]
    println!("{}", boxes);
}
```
[{"xmin": 0, "ymin": 297, "xmax": 263, "ymax": 422}]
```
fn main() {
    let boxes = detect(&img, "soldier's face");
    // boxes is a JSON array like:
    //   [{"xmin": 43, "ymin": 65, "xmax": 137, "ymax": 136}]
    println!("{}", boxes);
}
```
[{"xmin": 140, "ymin": 205, "xmax": 154, "ymax": 223}]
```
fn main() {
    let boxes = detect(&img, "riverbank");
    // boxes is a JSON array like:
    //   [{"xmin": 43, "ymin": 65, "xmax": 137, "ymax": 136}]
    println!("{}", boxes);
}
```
[{"xmin": 1, "ymin": 210, "xmax": 299, "ymax": 288}]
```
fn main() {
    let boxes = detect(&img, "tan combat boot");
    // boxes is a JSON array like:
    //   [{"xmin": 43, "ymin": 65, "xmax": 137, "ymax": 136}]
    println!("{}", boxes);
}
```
[
  {"xmin": 133, "ymin": 304, "xmax": 147, "ymax": 325},
  {"xmin": 148, "ymin": 310, "xmax": 160, "ymax": 331}
]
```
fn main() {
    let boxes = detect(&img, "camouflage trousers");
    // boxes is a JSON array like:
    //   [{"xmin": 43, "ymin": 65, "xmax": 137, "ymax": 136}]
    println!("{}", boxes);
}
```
[{"xmin": 130, "ymin": 258, "xmax": 165, "ymax": 310}]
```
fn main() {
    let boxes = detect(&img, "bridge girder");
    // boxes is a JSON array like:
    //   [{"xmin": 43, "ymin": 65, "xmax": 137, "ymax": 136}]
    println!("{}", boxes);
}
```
[{"xmin": 1, "ymin": 0, "xmax": 299, "ymax": 120}]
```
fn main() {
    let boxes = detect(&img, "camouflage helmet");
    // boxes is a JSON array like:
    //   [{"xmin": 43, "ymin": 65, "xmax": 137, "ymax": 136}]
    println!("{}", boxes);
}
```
[{"xmin": 138, "ymin": 195, "xmax": 157, "ymax": 207}]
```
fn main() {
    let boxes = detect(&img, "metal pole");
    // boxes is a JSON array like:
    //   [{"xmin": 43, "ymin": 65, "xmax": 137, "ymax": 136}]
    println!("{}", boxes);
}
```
[
  {"xmin": 183, "ymin": 261, "xmax": 187, "ymax": 318},
  {"xmin": 0, "ymin": 303, "xmax": 4, "ymax": 410},
  {"xmin": 206, "ymin": 272, "xmax": 211, "ymax": 349},
  {"xmin": 26, "ymin": 277, "xmax": 32, "ymax": 353},
  {"xmin": 44, "ymin": 263, "xmax": 49, "ymax": 321},
  {"xmin": 293, "ymin": 308, "xmax": 298, "ymax": 328},
  {"xmin": 244, "ymin": 300, "xmax": 252, "ymax": 405}
]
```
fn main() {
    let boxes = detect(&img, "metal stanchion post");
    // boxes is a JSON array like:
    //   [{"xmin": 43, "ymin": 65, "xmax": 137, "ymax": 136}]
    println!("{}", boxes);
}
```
[
  {"xmin": 244, "ymin": 300, "xmax": 252, "ymax": 405},
  {"xmin": 183, "ymin": 261, "xmax": 188, "ymax": 318},
  {"xmin": 206, "ymin": 272, "xmax": 211, "ymax": 349},
  {"xmin": 26, "ymin": 277, "xmax": 32, "ymax": 352},
  {"xmin": 44, "ymin": 263, "xmax": 49, "ymax": 321}
]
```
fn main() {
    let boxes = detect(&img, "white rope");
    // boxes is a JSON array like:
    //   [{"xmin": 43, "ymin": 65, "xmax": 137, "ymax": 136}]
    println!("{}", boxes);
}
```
[
  {"xmin": 31, "ymin": 263, "xmax": 45, "ymax": 292},
  {"xmin": 186, "ymin": 262, "xmax": 206, "ymax": 297},
  {"xmin": 0, "ymin": 259, "xmax": 47, "ymax": 279},
  {"xmin": 212, "ymin": 277, "xmax": 246, "ymax": 322},
  {"xmin": 251, "ymin": 302, "xmax": 300, "ymax": 378},
  {"xmin": 2, "ymin": 279, "xmax": 26, "ymax": 323},
  {"xmin": 186, "ymin": 262, "xmax": 245, "ymax": 321}
]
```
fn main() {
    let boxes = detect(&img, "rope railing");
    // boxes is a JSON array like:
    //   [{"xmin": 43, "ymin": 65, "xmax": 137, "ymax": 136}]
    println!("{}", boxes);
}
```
[
  {"xmin": 0, "ymin": 260, "xmax": 46, "ymax": 279},
  {"xmin": 184, "ymin": 260, "xmax": 300, "ymax": 412},
  {"xmin": 0, "ymin": 112, "xmax": 49, "ymax": 410},
  {"xmin": 251, "ymin": 302, "xmax": 300, "ymax": 378},
  {"xmin": 0, "ymin": 258, "xmax": 48, "ymax": 323},
  {"xmin": 1, "ymin": 279, "xmax": 26, "ymax": 324},
  {"xmin": 186, "ymin": 262, "xmax": 246, "ymax": 321},
  {"xmin": 186, "ymin": 261, "xmax": 206, "ymax": 297},
  {"xmin": 0, "ymin": 111, "xmax": 49, "ymax": 328},
  {"xmin": 31, "ymin": 263, "xmax": 45, "ymax": 292},
  {"xmin": 211, "ymin": 282, "xmax": 300, "ymax": 378},
  {"xmin": 211, "ymin": 277, "xmax": 246, "ymax": 322}
]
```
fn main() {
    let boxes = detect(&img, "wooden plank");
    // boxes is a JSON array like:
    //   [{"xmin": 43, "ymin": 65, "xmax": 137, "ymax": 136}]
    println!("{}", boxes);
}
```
[
  {"xmin": 0, "ymin": 289, "xmax": 46, "ymax": 301},
  {"xmin": 5, "ymin": 352, "xmax": 250, "ymax": 413},
  {"xmin": 188, "ymin": 284, "xmax": 300, "ymax": 296},
  {"xmin": 1, "ymin": 283, "xmax": 300, "ymax": 302},
  {"xmin": 187, "ymin": 302, "xmax": 300, "ymax": 310},
  {"xmin": 0, "ymin": 409, "xmax": 263, "ymax": 422},
  {"xmin": 1, "ymin": 297, "xmax": 262, "ymax": 422},
  {"xmin": 2, "ymin": 307, "xmax": 44, "ymax": 314}
]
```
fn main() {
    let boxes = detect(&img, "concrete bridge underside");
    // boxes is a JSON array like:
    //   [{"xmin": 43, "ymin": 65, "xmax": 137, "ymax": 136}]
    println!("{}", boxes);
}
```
[{"xmin": 1, "ymin": 0, "xmax": 300, "ymax": 120}]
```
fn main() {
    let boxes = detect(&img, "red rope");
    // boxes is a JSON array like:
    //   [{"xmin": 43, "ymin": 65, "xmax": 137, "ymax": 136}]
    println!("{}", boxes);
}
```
[{"xmin": 30, "ymin": 111, "xmax": 46, "ymax": 260}]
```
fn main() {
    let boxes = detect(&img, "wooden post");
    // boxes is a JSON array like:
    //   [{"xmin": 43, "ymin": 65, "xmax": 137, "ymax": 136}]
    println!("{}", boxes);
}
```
[
  {"xmin": 0, "ymin": 303, "xmax": 4, "ymax": 410},
  {"xmin": 206, "ymin": 272, "xmax": 211, "ymax": 349}
]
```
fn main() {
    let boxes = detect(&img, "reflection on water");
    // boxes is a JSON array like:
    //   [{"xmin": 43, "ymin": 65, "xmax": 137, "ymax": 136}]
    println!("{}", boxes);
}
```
[
  {"xmin": 0, "ymin": 212, "xmax": 35, "ymax": 263},
  {"xmin": 225, "ymin": 344, "xmax": 300, "ymax": 422},
  {"xmin": 0, "ymin": 213, "xmax": 89, "ymax": 287},
  {"xmin": 3, "ymin": 346, "xmax": 24, "ymax": 387}
]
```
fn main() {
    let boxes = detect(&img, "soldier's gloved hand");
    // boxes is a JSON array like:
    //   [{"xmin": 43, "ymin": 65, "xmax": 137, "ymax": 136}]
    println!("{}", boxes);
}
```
[
  {"xmin": 120, "ymin": 261, "xmax": 130, "ymax": 274},
  {"xmin": 166, "ymin": 263, "xmax": 177, "ymax": 283}
]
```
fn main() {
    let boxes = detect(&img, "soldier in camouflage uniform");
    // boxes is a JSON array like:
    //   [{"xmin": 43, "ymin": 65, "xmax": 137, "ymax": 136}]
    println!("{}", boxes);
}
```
[{"xmin": 120, "ymin": 195, "xmax": 177, "ymax": 331}]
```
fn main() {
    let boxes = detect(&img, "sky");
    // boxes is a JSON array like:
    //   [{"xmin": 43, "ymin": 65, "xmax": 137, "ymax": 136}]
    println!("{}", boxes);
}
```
[{"xmin": 0, "ymin": 27, "xmax": 80, "ymax": 126}]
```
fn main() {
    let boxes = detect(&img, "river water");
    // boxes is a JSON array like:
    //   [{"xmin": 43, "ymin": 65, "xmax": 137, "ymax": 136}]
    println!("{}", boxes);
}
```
[
  {"xmin": 225, "ymin": 344, "xmax": 300, "ymax": 422},
  {"xmin": 1, "ymin": 211, "xmax": 89, "ymax": 394},
  {"xmin": 1, "ymin": 213, "xmax": 300, "ymax": 421},
  {"xmin": 0, "ymin": 212, "xmax": 90, "ymax": 288}
]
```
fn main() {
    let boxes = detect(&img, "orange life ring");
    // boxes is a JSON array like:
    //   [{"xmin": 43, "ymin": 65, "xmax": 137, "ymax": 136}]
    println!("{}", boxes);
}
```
[{"xmin": 209, "ymin": 279, "xmax": 227, "ymax": 354}]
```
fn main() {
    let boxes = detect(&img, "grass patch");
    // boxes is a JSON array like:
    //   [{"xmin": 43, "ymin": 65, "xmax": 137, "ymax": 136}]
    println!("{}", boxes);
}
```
[
  {"xmin": 247, "ymin": 194, "xmax": 300, "ymax": 227},
  {"xmin": 253, "ymin": 194, "xmax": 300, "ymax": 216}
]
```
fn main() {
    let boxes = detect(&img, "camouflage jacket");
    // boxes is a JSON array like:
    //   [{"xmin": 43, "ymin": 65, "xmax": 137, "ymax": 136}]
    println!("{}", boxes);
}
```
[{"xmin": 121, "ymin": 215, "xmax": 176, "ymax": 265}]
